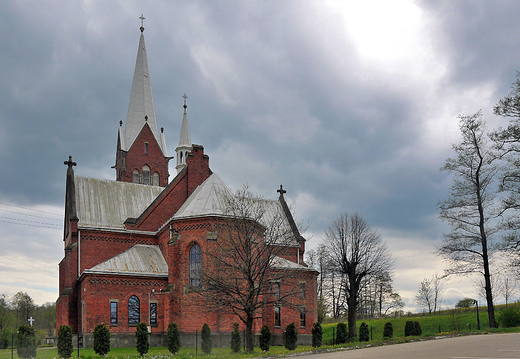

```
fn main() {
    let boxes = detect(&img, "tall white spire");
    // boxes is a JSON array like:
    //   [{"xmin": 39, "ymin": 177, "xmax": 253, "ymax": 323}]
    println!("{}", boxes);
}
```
[
  {"xmin": 176, "ymin": 93, "xmax": 192, "ymax": 174},
  {"xmin": 122, "ymin": 18, "xmax": 167, "ymax": 156}
]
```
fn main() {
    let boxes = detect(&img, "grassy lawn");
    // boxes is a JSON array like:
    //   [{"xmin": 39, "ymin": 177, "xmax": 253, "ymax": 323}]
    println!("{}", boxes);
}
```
[{"xmin": 2, "ymin": 306, "xmax": 519, "ymax": 359}]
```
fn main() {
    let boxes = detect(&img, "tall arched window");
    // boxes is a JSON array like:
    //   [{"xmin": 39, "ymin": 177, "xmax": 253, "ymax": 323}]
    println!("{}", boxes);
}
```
[
  {"xmin": 128, "ymin": 295, "xmax": 140, "ymax": 325},
  {"xmin": 152, "ymin": 172, "xmax": 159, "ymax": 186},
  {"xmin": 133, "ymin": 169, "xmax": 140, "ymax": 184},
  {"xmin": 142, "ymin": 165, "xmax": 150, "ymax": 185},
  {"xmin": 189, "ymin": 244, "xmax": 202, "ymax": 287}
]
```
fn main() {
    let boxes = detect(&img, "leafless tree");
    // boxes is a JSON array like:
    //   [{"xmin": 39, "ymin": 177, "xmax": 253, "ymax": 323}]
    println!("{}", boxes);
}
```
[
  {"xmin": 415, "ymin": 274, "xmax": 444, "ymax": 314},
  {"xmin": 199, "ymin": 186, "xmax": 303, "ymax": 352},
  {"xmin": 324, "ymin": 213, "xmax": 394, "ymax": 338},
  {"xmin": 437, "ymin": 112, "xmax": 499, "ymax": 328},
  {"xmin": 306, "ymin": 244, "xmax": 330, "ymax": 322}
]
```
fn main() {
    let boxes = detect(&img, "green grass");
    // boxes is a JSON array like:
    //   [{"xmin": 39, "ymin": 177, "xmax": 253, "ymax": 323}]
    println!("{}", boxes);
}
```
[{"xmin": 2, "ymin": 305, "xmax": 519, "ymax": 359}]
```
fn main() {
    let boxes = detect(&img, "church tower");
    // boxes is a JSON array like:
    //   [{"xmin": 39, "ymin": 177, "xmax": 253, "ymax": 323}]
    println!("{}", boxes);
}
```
[
  {"xmin": 114, "ymin": 16, "xmax": 170, "ymax": 186},
  {"xmin": 175, "ymin": 94, "xmax": 192, "ymax": 174}
]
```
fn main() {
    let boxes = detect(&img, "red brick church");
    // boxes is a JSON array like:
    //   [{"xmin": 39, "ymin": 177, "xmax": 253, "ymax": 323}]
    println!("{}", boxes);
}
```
[{"xmin": 56, "ymin": 22, "xmax": 317, "ymax": 347}]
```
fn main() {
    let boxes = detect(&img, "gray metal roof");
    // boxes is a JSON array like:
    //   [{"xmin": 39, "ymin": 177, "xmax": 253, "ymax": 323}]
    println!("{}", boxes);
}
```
[
  {"xmin": 75, "ymin": 176, "xmax": 164, "ymax": 229},
  {"xmin": 270, "ymin": 255, "xmax": 316, "ymax": 272},
  {"xmin": 85, "ymin": 244, "xmax": 168, "ymax": 276}
]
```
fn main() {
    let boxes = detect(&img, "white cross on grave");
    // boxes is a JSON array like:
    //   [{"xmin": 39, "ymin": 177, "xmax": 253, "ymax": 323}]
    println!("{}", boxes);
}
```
[{"xmin": 28, "ymin": 317, "xmax": 35, "ymax": 326}]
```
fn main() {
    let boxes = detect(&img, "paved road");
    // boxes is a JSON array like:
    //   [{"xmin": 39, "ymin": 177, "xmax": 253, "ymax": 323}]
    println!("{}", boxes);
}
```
[{"xmin": 305, "ymin": 333, "xmax": 520, "ymax": 359}]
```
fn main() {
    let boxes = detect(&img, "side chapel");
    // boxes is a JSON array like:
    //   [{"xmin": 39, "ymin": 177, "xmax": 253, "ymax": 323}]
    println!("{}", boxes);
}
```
[{"xmin": 56, "ymin": 21, "xmax": 318, "ymax": 347}]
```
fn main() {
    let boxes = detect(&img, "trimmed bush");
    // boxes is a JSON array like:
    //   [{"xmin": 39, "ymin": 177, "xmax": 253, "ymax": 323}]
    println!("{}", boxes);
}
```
[
  {"xmin": 136, "ymin": 322, "xmax": 149, "ymax": 356},
  {"xmin": 404, "ymin": 321, "xmax": 414, "ymax": 336},
  {"xmin": 167, "ymin": 323, "xmax": 181, "ymax": 354},
  {"xmin": 17, "ymin": 325, "xmax": 37, "ymax": 359},
  {"xmin": 93, "ymin": 323, "xmax": 110, "ymax": 356},
  {"xmin": 259, "ymin": 325, "xmax": 271, "ymax": 352},
  {"xmin": 58, "ymin": 325, "xmax": 73, "ymax": 359},
  {"xmin": 201, "ymin": 323, "xmax": 212, "ymax": 354},
  {"xmin": 336, "ymin": 322, "xmax": 347, "ymax": 344},
  {"xmin": 498, "ymin": 306, "xmax": 520, "ymax": 327},
  {"xmin": 230, "ymin": 323, "xmax": 241, "ymax": 353},
  {"xmin": 413, "ymin": 321, "xmax": 422, "ymax": 336},
  {"xmin": 285, "ymin": 322, "xmax": 298, "ymax": 350},
  {"xmin": 359, "ymin": 322, "xmax": 369, "ymax": 342},
  {"xmin": 312, "ymin": 322, "xmax": 322, "ymax": 347},
  {"xmin": 383, "ymin": 322, "xmax": 393, "ymax": 338}
]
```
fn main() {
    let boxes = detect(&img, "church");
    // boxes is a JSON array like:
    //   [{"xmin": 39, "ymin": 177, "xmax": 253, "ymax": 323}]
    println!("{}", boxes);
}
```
[{"xmin": 56, "ymin": 21, "xmax": 318, "ymax": 347}]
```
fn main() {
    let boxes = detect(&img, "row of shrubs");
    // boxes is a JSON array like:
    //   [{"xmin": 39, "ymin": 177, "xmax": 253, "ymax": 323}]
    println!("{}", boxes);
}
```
[
  {"xmin": 332, "ymin": 320, "xmax": 422, "ymax": 344},
  {"xmin": 53, "ymin": 321, "xmax": 325, "ymax": 358}
]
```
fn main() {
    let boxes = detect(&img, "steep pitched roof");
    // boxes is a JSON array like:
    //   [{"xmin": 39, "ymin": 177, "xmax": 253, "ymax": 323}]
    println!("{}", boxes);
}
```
[
  {"xmin": 85, "ymin": 244, "xmax": 168, "ymax": 276},
  {"xmin": 122, "ymin": 30, "xmax": 167, "ymax": 156},
  {"xmin": 75, "ymin": 176, "xmax": 164, "ymax": 229}
]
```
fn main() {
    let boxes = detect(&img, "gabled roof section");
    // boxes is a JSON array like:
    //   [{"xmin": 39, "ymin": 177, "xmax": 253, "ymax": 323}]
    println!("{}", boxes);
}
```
[
  {"xmin": 270, "ymin": 255, "xmax": 317, "ymax": 272},
  {"xmin": 122, "ymin": 30, "xmax": 167, "ymax": 155},
  {"xmin": 85, "ymin": 244, "xmax": 168, "ymax": 276},
  {"xmin": 75, "ymin": 176, "xmax": 164, "ymax": 229},
  {"xmin": 173, "ymin": 173, "xmax": 231, "ymax": 219}
]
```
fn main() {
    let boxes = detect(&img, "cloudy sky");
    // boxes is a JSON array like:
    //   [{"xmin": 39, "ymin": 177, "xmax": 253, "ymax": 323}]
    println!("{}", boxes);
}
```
[{"xmin": 1, "ymin": 0, "xmax": 519, "ymax": 312}]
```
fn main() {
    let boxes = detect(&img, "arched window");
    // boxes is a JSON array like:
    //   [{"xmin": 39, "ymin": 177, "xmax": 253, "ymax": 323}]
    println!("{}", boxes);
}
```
[
  {"xmin": 142, "ymin": 165, "xmax": 150, "ymax": 185},
  {"xmin": 128, "ymin": 295, "xmax": 140, "ymax": 325},
  {"xmin": 189, "ymin": 244, "xmax": 202, "ymax": 287},
  {"xmin": 133, "ymin": 169, "xmax": 140, "ymax": 184},
  {"xmin": 179, "ymin": 151, "xmax": 183, "ymax": 164},
  {"xmin": 152, "ymin": 172, "xmax": 159, "ymax": 186}
]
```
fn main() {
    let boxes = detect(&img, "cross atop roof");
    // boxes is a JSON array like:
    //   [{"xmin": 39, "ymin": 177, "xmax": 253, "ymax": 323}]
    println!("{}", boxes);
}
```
[
  {"xmin": 64, "ymin": 156, "xmax": 77, "ymax": 170},
  {"xmin": 277, "ymin": 185, "xmax": 286, "ymax": 197},
  {"xmin": 139, "ymin": 14, "xmax": 145, "ymax": 32}
]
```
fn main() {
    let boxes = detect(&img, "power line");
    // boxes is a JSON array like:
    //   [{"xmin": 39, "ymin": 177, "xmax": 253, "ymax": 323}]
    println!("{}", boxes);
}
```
[
  {"xmin": 0, "ymin": 202, "xmax": 63, "ymax": 217},
  {"xmin": 0, "ymin": 208, "xmax": 63, "ymax": 222},
  {"xmin": 0, "ymin": 216, "xmax": 62, "ymax": 227},
  {"xmin": 0, "ymin": 219, "xmax": 62, "ymax": 230}
]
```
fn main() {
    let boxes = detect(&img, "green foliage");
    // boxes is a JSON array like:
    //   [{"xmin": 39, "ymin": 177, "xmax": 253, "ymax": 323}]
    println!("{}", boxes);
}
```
[
  {"xmin": 259, "ymin": 325, "xmax": 271, "ymax": 352},
  {"xmin": 359, "ymin": 322, "xmax": 369, "ymax": 341},
  {"xmin": 383, "ymin": 322, "xmax": 393, "ymax": 338},
  {"xmin": 230, "ymin": 323, "xmax": 241, "ymax": 353},
  {"xmin": 284, "ymin": 322, "xmax": 298, "ymax": 350},
  {"xmin": 17, "ymin": 325, "xmax": 37, "ymax": 359},
  {"xmin": 404, "ymin": 320, "xmax": 421, "ymax": 336},
  {"xmin": 0, "ymin": 327, "xmax": 12, "ymax": 349},
  {"xmin": 413, "ymin": 321, "xmax": 422, "ymax": 336},
  {"xmin": 311, "ymin": 322, "xmax": 322, "ymax": 347},
  {"xmin": 336, "ymin": 322, "xmax": 347, "ymax": 344},
  {"xmin": 93, "ymin": 323, "xmax": 110, "ymax": 356},
  {"xmin": 57, "ymin": 325, "xmax": 73, "ymax": 359},
  {"xmin": 456, "ymin": 298, "xmax": 475, "ymax": 309},
  {"xmin": 201, "ymin": 323, "xmax": 212, "ymax": 354},
  {"xmin": 167, "ymin": 323, "xmax": 181, "ymax": 354},
  {"xmin": 136, "ymin": 322, "xmax": 149, "ymax": 356},
  {"xmin": 498, "ymin": 306, "xmax": 520, "ymax": 327}
]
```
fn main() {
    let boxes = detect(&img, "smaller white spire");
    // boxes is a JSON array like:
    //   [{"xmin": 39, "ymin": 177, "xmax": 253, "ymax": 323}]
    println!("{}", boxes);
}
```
[{"xmin": 176, "ymin": 93, "xmax": 192, "ymax": 174}]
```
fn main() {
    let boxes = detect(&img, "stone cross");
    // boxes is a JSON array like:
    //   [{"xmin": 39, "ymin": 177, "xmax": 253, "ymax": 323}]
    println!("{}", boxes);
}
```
[
  {"xmin": 64, "ymin": 156, "xmax": 77, "ymax": 169},
  {"xmin": 28, "ymin": 317, "xmax": 35, "ymax": 326},
  {"xmin": 277, "ymin": 185, "xmax": 286, "ymax": 197},
  {"xmin": 139, "ymin": 14, "xmax": 145, "ymax": 32}
]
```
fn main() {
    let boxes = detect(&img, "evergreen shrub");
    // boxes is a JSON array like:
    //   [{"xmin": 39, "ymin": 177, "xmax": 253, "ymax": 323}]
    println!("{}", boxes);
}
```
[
  {"xmin": 201, "ymin": 323, "xmax": 212, "ymax": 354},
  {"xmin": 259, "ymin": 325, "xmax": 271, "ymax": 351},
  {"xmin": 17, "ymin": 325, "xmax": 37, "ymax": 359},
  {"xmin": 136, "ymin": 322, "xmax": 149, "ymax": 356},
  {"xmin": 498, "ymin": 306, "xmax": 520, "ymax": 327},
  {"xmin": 58, "ymin": 325, "xmax": 73, "ymax": 359},
  {"xmin": 359, "ymin": 322, "xmax": 369, "ymax": 342},
  {"xmin": 284, "ymin": 322, "xmax": 298, "ymax": 350},
  {"xmin": 383, "ymin": 322, "xmax": 393, "ymax": 338},
  {"xmin": 336, "ymin": 322, "xmax": 347, "ymax": 344},
  {"xmin": 93, "ymin": 323, "xmax": 110, "ymax": 356},
  {"xmin": 312, "ymin": 322, "xmax": 322, "ymax": 347},
  {"xmin": 413, "ymin": 321, "xmax": 422, "ymax": 336},
  {"xmin": 404, "ymin": 321, "xmax": 414, "ymax": 336},
  {"xmin": 230, "ymin": 323, "xmax": 241, "ymax": 353},
  {"xmin": 167, "ymin": 323, "xmax": 181, "ymax": 354}
]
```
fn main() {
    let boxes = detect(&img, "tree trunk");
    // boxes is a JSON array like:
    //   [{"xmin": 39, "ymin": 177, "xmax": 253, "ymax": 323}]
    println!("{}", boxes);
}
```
[
  {"xmin": 347, "ymin": 294, "xmax": 357, "ymax": 338},
  {"xmin": 245, "ymin": 315, "xmax": 254, "ymax": 352}
]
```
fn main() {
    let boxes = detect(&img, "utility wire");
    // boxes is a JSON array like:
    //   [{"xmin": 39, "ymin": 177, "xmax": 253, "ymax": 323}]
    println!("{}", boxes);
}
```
[
  {"xmin": 0, "ymin": 208, "xmax": 63, "ymax": 222},
  {"xmin": 0, "ymin": 202, "xmax": 63, "ymax": 217},
  {"xmin": 0, "ymin": 219, "xmax": 62, "ymax": 230}
]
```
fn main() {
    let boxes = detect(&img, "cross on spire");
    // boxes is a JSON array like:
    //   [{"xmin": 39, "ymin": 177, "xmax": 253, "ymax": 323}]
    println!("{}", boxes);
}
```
[
  {"xmin": 277, "ymin": 185, "xmax": 286, "ymax": 197},
  {"xmin": 183, "ymin": 93, "xmax": 188, "ymax": 113},
  {"xmin": 139, "ymin": 14, "xmax": 145, "ymax": 32},
  {"xmin": 64, "ymin": 156, "xmax": 77, "ymax": 169}
]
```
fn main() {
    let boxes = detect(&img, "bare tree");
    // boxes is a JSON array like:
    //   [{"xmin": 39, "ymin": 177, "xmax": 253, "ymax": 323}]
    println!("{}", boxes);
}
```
[
  {"xmin": 415, "ymin": 274, "xmax": 444, "ymax": 314},
  {"xmin": 437, "ymin": 112, "xmax": 499, "ymax": 328},
  {"xmin": 324, "ymin": 213, "xmax": 394, "ymax": 338},
  {"xmin": 306, "ymin": 244, "xmax": 330, "ymax": 322},
  {"xmin": 199, "ymin": 186, "xmax": 305, "ymax": 352}
]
